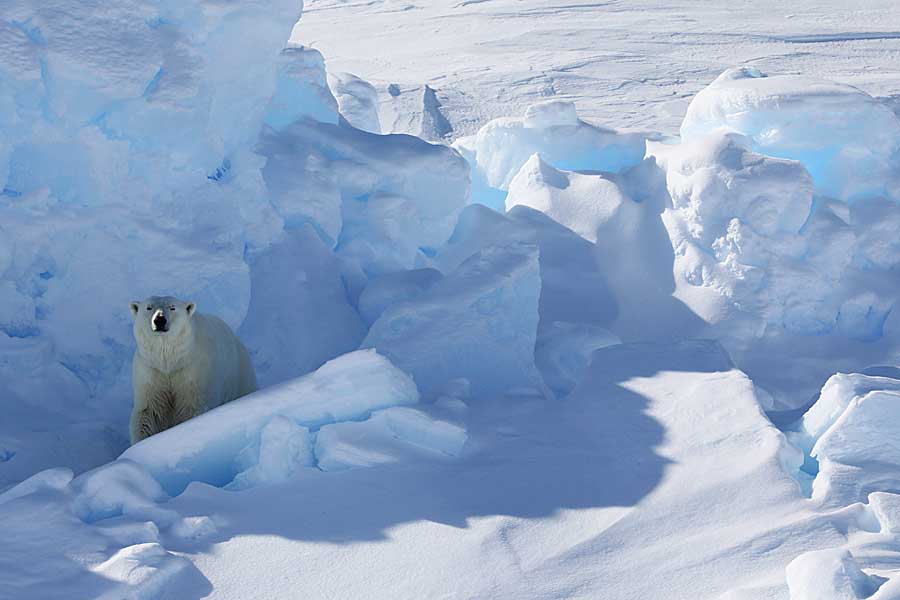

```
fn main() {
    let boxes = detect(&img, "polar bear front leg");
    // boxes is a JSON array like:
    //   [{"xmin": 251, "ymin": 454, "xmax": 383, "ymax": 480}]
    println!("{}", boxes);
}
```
[{"xmin": 130, "ymin": 391, "xmax": 174, "ymax": 443}]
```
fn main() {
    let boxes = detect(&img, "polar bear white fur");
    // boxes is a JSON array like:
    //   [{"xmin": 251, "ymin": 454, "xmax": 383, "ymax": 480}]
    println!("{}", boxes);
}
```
[{"xmin": 129, "ymin": 295, "xmax": 257, "ymax": 444}]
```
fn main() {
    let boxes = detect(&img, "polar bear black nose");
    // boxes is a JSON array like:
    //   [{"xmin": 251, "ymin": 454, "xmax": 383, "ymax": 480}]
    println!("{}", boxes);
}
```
[{"xmin": 153, "ymin": 313, "xmax": 168, "ymax": 331}]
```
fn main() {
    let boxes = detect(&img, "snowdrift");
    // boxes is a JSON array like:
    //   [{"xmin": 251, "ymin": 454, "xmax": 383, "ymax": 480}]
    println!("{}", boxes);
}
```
[{"xmin": 121, "ymin": 350, "xmax": 456, "ymax": 495}]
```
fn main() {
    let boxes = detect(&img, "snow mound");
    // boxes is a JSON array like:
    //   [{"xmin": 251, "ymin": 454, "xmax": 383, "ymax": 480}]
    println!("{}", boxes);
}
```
[
  {"xmin": 506, "ymin": 153, "xmax": 642, "ymax": 244},
  {"xmin": 364, "ymin": 241, "xmax": 545, "ymax": 399},
  {"xmin": 459, "ymin": 100, "xmax": 647, "ymax": 208},
  {"xmin": 0, "ymin": 467, "xmax": 72, "ymax": 506},
  {"xmin": 0, "ymin": 0, "xmax": 303, "ymax": 486},
  {"xmin": 681, "ymin": 67, "xmax": 900, "ymax": 202},
  {"xmin": 121, "ymin": 350, "xmax": 418, "ymax": 495},
  {"xmin": 316, "ymin": 406, "xmax": 467, "ymax": 471},
  {"xmin": 90, "ymin": 542, "xmax": 192, "ymax": 600},
  {"xmin": 786, "ymin": 547, "xmax": 885, "ymax": 600},
  {"xmin": 70, "ymin": 460, "xmax": 172, "ymax": 525}
]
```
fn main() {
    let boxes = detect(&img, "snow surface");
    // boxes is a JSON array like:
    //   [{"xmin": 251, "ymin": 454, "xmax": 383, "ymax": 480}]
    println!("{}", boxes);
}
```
[{"xmin": 4, "ymin": 0, "xmax": 900, "ymax": 598}]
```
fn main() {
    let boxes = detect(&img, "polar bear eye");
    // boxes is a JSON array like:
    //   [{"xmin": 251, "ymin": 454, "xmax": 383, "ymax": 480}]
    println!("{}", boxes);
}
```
[
  {"xmin": 146, "ymin": 306, "xmax": 152, "ymax": 311},
  {"xmin": 169, "ymin": 306, "xmax": 176, "ymax": 311}
]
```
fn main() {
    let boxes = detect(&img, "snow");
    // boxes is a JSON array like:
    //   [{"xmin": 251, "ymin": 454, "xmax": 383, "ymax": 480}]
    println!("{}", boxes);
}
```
[
  {"xmin": 786, "ymin": 547, "xmax": 884, "ymax": 600},
  {"xmin": 506, "ymin": 153, "xmax": 642, "ymax": 244},
  {"xmin": 315, "ymin": 406, "xmax": 467, "ymax": 472},
  {"xmin": 363, "ymin": 241, "xmax": 545, "ymax": 399},
  {"xmin": 5, "ymin": 0, "xmax": 900, "ymax": 598},
  {"xmin": 460, "ymin": 100, "xmax": 647, "ymax": 208},
  {"xmin": 121, "ymin": 350, "xmax": 419, "ymax": 495},
  {"xmin": 681, "ymin": 67, "xmax": 900, "ymax": 202}
]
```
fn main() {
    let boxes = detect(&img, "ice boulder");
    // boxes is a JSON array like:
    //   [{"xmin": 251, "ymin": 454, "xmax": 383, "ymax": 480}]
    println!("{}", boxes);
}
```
[
  {"xmin": 810, "ymin": 389, "xmax": 900, "ymax": 506},
  {"xmin": 681, "ymin": 67, "xmax": 900, "ymax": 202},
  {"xmin": 272, "ymin": 119, "xmax": 470, "ymax": 274},
  {"xmin": 649, "ymin": 130, "xmax": 848, "ymax": 334},
  {"xmin": 363, "ymin": 242, "xmax": 545, "ymax": 399},
  {"xmin": 238, "ymin": 225, "xmax": 367, "ymax": 386},
  {"xmin": 434, "ymin": 204, "xmax": 618, "ymax": 334},
  {"xmin": 798, "ymin": 372, "xmax": 900, "ymax": 449},
  {"xmin": 328, "ymin": 71, "xmax": 382, "ymax": 134},
  {"xmin": 462, "ymin": 100, "xmax": 647, "ymax": 206},
  {"xmin": 358, "ymin": 268, "xmax": 444, "ymax": 326},
  {"xmin": 506, "ymin": 154, "xmax": 643, "ymax": 244},
  {"xmin": 122, "ymin": 350, "xmax": 419, "ymax": 495},
  {"xmin": 315, "ymin": 407, "xmax": 467, "ymax": 472}
]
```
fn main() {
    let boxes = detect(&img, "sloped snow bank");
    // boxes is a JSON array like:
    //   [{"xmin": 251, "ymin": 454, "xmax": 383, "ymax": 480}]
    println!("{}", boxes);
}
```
[{"xmin": 121, "ymin": 350, "xmax": 422, "ymax": 495}]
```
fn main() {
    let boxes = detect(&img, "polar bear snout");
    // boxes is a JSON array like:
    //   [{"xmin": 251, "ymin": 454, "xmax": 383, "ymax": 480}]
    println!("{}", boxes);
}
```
[{"xmin": 152, "ymin": 310, "xmax": 169, "ymax": 332}]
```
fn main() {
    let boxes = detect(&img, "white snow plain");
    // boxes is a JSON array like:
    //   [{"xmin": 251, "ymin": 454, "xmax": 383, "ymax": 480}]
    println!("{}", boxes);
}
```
[{"xmin": 3, "ymin": 0, "xmax": 900, "ymax": 599}]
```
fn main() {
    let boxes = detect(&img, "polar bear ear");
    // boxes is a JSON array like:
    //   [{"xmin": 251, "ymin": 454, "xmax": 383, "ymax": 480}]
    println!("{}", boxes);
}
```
[
  {"xmin": 185, "ymin": 302, "xmax": 196, "ymax": 316},
  {"xmin": 130, "ymin": 301, "xmax": 140, "ymax": 316}
]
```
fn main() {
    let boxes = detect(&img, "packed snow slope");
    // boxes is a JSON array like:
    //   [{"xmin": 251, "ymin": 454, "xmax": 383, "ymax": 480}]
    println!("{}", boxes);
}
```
[{"xmin": 3, "ymin": 0, "xmax": 900, "ymax": 599}]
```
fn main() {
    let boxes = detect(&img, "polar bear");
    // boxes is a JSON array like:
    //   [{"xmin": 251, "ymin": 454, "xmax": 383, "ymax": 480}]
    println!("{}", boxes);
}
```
[{"xmin": 129, "ymin": 296, "xmax": 257, "ymax": 444}]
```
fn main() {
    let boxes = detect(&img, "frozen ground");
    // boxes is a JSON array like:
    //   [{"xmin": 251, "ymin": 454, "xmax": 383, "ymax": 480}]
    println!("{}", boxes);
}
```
[{"xmin": 2, "ymin": 0, "xmax": 900, "ymax": 599}]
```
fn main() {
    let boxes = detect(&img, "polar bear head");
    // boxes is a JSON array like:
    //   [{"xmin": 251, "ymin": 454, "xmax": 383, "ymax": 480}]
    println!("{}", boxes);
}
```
[{"xmin": 130, "ymin": 296, "xmax": 196, "ymax": 339}]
